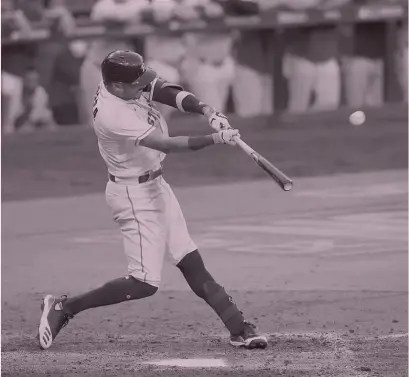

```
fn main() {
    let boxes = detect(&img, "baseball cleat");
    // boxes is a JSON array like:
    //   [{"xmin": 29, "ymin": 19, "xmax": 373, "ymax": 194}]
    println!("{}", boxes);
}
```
[
  {"xmin": 38, "ymin": 294, "xmax": 72, "ymax": 350},
  {"xmin": 230, "ymin": 321, "xmax": 268, "ymax": 349}
]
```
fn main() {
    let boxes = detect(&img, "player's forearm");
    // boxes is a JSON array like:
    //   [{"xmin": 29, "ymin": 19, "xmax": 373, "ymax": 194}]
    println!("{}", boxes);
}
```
[{"xmin": 164, "ymin": 135, "xmax": 216, "ymax": 153}]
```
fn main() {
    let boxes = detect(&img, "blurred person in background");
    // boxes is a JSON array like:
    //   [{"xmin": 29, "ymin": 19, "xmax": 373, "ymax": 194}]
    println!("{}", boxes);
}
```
[
  {"xmin": 15, "ymin": 0, "xmax": 44, "ymax": 22},
  {"xmin": 228, "ymin": 0, "xmax": 278, "ymax": 117},
  {"xmin": 282, "ymin": 0, "xmax": 351, "ymax": 114},
  {"xmin": 13, "ymin": 67, "xmax": 56, "ymax": 133},
  {"xmin": 36, "ymin": 0, "xmax": 76, "ymax": 93},
  {"xmin": 395, "ymin": 19, "xmax": 408, "ymax": 102},
  {"xmin": 142, "ymin": 0, "xmax": 195, "ymax": 120},
  {"xmin": 79, "ymin": 0, "xmax": 148, "ymax": 126},
  {"xmin": 181, "ymin": 0, "xmax": 236, "ymax": 113},
  {"xmin": 1, "ymin": 0, "xmax": 33, "ymax": 134},
  {"xmin": 1, "ymin": 0, "xmax": 33, "ymax": 39},
  {"xmin": 342, "ymin": 0, "xmax": 386, "ymax": 108},
  {"xmin": 48, "ymin": 40, "xmax": 88, "ymax": 125}
]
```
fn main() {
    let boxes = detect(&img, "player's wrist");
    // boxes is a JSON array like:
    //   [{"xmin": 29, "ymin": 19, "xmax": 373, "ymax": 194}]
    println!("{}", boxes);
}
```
[
  {"xmin": 201, "ymin": 104, "xmax": 216, "ymax": 120},
  {"xmin": 187, "ymin": 135, "xmax": 215, "ymax": 150},
  {"xmin": 211, "ymin": 133, "xmax": 221, "ymax": 144}
]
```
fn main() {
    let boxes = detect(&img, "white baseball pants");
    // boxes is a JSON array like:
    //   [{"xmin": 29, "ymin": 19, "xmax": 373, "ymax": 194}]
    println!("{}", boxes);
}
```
[
  {"xmin": 342, "ymin": 56, "xmax": 384, "ymax": 108},
  {"xmin": 105, "ymin": 176, "xmax": 197, "ymax": 287},
  {"xmin": 283, "ymin": 54, "xmax": 341, "ymax": 113},
  {"xmin": 181, "ymin": 56, "xmax": 235, "ymax": 113}
]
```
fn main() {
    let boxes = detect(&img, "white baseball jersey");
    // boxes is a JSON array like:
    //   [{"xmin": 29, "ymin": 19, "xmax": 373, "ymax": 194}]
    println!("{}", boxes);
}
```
[{"xmin": 92, "ymin": 82, "xmax": 168, "ymax": 178}]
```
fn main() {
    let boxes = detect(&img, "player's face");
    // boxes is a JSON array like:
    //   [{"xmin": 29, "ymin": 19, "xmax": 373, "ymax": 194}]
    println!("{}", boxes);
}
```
[{"xmin": 111, "ymin": 82, "xmax": 145, "ymax": 100}]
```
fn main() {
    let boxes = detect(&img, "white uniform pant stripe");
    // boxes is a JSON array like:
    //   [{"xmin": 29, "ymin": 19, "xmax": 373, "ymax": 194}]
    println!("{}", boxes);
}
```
[{"xmin": 125, "ymin": 186, "xmax": 146, "ymax": 282}]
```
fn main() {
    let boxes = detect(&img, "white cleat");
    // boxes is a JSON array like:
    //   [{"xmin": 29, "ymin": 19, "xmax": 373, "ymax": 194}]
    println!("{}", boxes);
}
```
[
  {"xmin": 229, "ymin": 321, "xmax": 268, "ymax": 349},
  {"xmin": 38, "ymin": 294, "xmax": 72, "ymax": 350}
]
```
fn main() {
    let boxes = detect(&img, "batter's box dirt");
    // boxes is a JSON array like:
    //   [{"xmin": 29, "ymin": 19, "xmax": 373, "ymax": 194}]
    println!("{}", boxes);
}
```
[{"xmin": 4, "ymin": 332, "xmax": 406, "ymax": 377}]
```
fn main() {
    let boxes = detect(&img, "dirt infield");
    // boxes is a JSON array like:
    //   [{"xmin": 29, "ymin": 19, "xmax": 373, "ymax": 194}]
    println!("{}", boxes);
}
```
[{"xmin": 2, "ymin": 170, "xmax": 408, "ymax": 376}]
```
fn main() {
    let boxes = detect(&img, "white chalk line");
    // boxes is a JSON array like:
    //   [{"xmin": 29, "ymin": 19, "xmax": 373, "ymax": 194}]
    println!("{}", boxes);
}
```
[{"xmin": 366, "ymin": 332, "xmax": 408, "ymax": 340}]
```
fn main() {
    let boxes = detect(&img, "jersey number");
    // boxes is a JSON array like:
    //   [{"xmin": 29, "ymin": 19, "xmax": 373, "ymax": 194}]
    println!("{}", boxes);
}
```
[
  {"xmin": 93, "ymin": 86, "xmax": 101, "ymax": 121},
  {"xmin": 147, "ymin": 111, "xmax": 160, "ymax": 127}
]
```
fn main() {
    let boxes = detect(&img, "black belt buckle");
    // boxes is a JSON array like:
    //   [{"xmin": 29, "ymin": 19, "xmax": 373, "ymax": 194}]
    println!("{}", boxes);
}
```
[{"xmin": 138, "ymin": 172, "xmax": 151, "ymax": 184}]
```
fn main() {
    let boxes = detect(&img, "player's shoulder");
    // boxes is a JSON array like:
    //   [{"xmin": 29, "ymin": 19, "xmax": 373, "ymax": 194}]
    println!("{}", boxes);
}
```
[
  {"xmin": 97, "ymin": 101, "xmax": 134, "ymax": 123},
  {"xmin": 95, "ymin": 99, "xmax": 148, "ymax": 133}
]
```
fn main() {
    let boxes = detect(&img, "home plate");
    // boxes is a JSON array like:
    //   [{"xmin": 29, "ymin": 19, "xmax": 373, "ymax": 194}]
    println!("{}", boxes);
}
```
[{"xmin": 141, "ymin": 358, "xmax": 228, "ymax": 368}]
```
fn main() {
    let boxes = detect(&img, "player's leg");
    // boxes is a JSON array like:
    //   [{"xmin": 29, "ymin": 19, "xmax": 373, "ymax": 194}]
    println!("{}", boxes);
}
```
[
  {"xmin": 38, "ymin": 277, "xmax": 157, "ymax": 349},
  {"xmin": 1, "ymin": 71, "xmax": 23, "ymax": 134},
  {"xmin": 232, "ymin": 32, "xmax": 273, "ymax": 117},
  {"xmin": 343, "ymin": 56, "xmax": 370, "ymax": 108},
  {"xmin": 215, "ymin": 56, "xmax": 235, "ymax": 113},
  {"xmin": 161, "ymin": 178, "xmax": 267, "ymax": 349},
  {"xmin": 181, "ymin": 57, "xmax": 228, "ymax": 112},
  {"xmin": 177, "ymin": 250, "xmax": 267, "ymax": 349},
  {"xmin": 284, "ymin": 53, "xmax": 315, "ymax": 114},
  {"xmin": 38, "ymin": 180, "xmax": 167, "ymax": 349},
  {"xmin": 365, "ymin": 58, "xmax": 384, "ymax": 107},
  {"xmin": 312, "ymin": 58, "xmax": 341, "ymax": 112}
]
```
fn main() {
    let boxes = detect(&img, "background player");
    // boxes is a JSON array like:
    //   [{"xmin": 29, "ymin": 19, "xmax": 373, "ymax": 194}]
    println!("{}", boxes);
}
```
[{"xmin": 37, "ymin": 50, "xmax": 268, "ymax": 351}]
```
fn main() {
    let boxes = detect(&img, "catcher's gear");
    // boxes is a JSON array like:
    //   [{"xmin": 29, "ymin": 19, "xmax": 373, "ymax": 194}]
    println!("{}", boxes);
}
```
[
  {"xmin": 101, "ymin": 50, "xmax": 157, "ymax": 87},
  {"xmin": 209, "ymin": 111, "xmax": 233, "ymax": 131}
]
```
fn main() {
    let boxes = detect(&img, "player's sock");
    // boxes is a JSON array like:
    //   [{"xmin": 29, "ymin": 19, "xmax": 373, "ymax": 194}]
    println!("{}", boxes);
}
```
[
  {"xmin": 63, "ymin": 276, "xmax": 157, "ymax": 316},
  {"xmin": 177, "ymin": 250, "xmax": 245, "ymax": 336}
]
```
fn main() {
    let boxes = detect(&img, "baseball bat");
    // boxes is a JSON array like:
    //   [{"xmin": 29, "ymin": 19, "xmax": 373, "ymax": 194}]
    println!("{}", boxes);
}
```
[{"xmin": 234, "ymin": 137, "xmax": 293, "ymax": 192}]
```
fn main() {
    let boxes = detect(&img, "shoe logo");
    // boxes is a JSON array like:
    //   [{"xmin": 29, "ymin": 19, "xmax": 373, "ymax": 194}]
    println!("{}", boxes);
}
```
[
  {"xmin": 54, "ymin": 302, "xmax": 63, "ymax": 311},
  {"xmin": 228, "ymin": 296, "xmax": 236, "ymax": 305}
]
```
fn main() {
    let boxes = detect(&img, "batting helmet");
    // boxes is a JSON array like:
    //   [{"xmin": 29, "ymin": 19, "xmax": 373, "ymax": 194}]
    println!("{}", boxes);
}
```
[{"xmin": 101, "ymin": 50, "xmax": 157, "ymax": 86}]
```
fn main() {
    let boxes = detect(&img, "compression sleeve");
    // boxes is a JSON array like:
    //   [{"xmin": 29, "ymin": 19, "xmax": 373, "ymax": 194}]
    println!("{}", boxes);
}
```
[{"xmin": 148, "ymin": 78, "xmax": 214, "ymax": 115}]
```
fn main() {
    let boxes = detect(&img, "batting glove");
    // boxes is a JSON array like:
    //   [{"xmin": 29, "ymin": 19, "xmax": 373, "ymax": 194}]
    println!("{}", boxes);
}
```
[
  {"xmin": 212, "ymin": 129, "xmax": 240, "ymax": 146},
  {"xmin": 208, "ymin": 111, "xmax": 233, "ymax": 131}
]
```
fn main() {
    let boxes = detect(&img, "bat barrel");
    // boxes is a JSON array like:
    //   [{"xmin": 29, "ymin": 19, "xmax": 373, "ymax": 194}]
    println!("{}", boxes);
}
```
[
  {"xmin": 283, "ymin": 180, "xmax": 293, "ymax": 191},
  {"xmin": 235, "ymin": 137, "xmax": 293, "ymax": 192}
]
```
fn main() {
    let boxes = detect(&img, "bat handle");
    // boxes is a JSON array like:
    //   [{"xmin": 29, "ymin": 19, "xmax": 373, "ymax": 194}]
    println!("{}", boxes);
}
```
[{"xmin": 234, "ymin": 136, "xmax": 254, "ymax": 155}]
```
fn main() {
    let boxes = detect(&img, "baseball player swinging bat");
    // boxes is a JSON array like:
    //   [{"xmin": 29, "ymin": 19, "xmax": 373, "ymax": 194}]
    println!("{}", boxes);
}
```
[
  {"xmin": 37, "ymin": 50, "xmax": 269, "ymax": 352},
  {"xmin": 234, "ymin": 137, "xmax": 293, "ymax": 191}
]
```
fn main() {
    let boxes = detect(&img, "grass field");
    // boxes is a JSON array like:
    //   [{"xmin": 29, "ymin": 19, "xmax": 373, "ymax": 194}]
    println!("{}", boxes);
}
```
[{"xmin": 1, "ymin": 106, "xmax": 408, "ymax": 376}]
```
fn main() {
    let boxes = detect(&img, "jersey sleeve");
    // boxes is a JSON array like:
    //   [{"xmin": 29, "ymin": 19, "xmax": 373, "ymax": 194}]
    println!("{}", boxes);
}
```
[
  {"xmin": 144, "ymin": 77, "xmax": 184, "ymax": 102},
  {"xmin": 108, "ymin": 109, "xmax": 156, "ymax": 146}
]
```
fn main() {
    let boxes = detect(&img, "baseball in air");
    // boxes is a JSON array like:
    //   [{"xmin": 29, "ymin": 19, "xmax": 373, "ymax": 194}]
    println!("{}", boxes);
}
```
[{"xmin": 349, "ymin": 111, "xmax": 366, "ymax": 126}]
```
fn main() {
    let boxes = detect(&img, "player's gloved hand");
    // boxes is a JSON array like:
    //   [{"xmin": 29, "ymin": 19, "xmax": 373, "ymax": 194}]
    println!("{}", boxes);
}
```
[
  {"xmin": 208, "ymin": 111, "xmax": 233, "ymax": 131},
  {"xmin": 212, "ymin": 129, "xmax": 240, "ymax": 146}
]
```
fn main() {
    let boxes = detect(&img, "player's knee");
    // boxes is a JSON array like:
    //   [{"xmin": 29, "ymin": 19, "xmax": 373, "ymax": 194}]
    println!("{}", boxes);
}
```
[
  {"xmin": 177, "ymin": 249, "xmax": 205, "ymax": 274},
  {"xmin": 144, "ymin": 283, "xmax": 158, "ymax": 297},
  {"xmin": 127, "ymin": 276, "xmax": 158, "ymax": 298}
]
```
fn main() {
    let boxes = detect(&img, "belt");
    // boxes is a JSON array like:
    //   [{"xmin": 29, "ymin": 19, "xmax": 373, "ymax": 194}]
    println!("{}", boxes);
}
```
[{"xmin": 109, "ymin": 167, "xmax": 163, "ymax": 184}]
